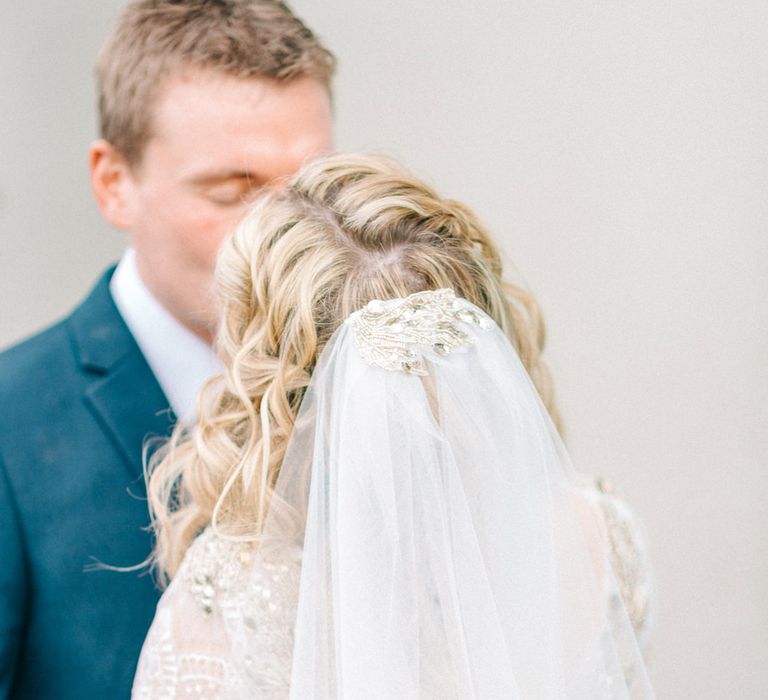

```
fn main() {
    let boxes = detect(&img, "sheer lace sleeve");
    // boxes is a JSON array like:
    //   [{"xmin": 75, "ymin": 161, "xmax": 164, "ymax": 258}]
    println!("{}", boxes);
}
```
[
  {"xmin": 577, "ymin": 473, "xmax": 656, "ymax": 652},
  {"xmin": 131, "ymin": 530, "xmax": 300, "ymax": 700}
]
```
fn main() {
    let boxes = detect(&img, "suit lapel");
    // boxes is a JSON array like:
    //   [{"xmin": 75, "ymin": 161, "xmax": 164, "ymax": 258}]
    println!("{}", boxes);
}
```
[
  {"xmin": 68, "ymin": 267, "xmax": 176, "ymax": 483},
  {"xmin": 84, "ymin": 355, "xmax": 175, "ymax": 482}
]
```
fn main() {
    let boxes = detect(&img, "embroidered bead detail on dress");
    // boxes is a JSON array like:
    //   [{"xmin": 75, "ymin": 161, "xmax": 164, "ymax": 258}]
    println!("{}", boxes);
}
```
[
  {"xmin": 184, "ymin": 530, "xmax": 256, "ymax": 614},
  {"xmin": 175, "ymin": 528, "xmax": 301, "ymax": 698},
  {"xmin": 348, "ymin": 288, "xmax": 491, "ymax": 375}
]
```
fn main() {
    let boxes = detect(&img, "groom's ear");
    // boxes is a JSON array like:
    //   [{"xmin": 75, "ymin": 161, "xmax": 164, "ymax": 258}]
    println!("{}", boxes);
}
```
[{"xmin": 89, "ymin": 139, "xmax": 135, "ymax": 230}]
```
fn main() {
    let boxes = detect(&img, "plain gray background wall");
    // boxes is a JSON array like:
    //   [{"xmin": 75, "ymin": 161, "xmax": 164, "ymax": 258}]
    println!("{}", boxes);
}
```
[{"xmin": 1, "ymin": 2, "xmax": 767, "ymax": 697}]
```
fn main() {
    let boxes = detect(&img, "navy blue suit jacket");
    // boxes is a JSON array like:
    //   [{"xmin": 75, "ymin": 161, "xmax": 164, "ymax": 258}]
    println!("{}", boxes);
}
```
[{"xmin": 0, "ymin": 268, "xmax": 175, "ymax": 699}]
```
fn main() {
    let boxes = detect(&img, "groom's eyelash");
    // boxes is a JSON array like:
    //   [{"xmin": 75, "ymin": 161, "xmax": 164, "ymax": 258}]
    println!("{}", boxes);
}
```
[
  {"xmin": 191, "ymin": 171, "xmax": 263, "ymax": 188},
  {"xmin": 197, "ymin": 175, "xmax": 265, "ymax": 204}
]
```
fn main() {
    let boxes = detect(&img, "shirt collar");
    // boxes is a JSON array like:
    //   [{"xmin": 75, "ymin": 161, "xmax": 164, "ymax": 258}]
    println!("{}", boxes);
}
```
[{"xmin": 109, "ymin": 248, "xmax": 223, "ymax": 424}]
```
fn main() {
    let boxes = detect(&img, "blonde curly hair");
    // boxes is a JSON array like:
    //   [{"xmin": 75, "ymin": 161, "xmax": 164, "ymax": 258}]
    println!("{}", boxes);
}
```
[{"xmin": 147, "ymin": 153, "xmax": 561, "ymax": 581}]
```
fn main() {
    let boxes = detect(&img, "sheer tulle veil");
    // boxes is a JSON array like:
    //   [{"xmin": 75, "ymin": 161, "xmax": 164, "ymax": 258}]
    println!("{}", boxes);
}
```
[{"xmin": 252, "ymin": 288, "xmax": 655, "ymax": 699}]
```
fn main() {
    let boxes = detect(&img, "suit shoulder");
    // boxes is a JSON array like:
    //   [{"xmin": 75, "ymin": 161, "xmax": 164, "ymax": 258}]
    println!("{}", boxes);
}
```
[
  {"xmin": 0, "ymin": 319, "xmax": 75, "ymax": 395},
  {"xmin": 0, "ymin": 267, "xmax": 118, "ymax": 402}
]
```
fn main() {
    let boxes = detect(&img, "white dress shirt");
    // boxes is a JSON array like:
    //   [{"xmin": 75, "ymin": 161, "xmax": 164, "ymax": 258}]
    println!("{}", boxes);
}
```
[{"xmin": 109, "ymin": 248, "xmax": 223, "ymax": 424}]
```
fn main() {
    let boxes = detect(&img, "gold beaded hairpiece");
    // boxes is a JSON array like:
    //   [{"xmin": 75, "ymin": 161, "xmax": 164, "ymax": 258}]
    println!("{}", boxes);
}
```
[{"xmin": 348, "ymin": 288, "xmax": 491, "ymax": 376}]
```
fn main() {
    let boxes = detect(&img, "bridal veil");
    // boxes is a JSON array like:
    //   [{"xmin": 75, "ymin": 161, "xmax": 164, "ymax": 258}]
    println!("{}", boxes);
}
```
[{"xmin": 250, "ymin": 288, "xmax": 656, "ymax": 699}]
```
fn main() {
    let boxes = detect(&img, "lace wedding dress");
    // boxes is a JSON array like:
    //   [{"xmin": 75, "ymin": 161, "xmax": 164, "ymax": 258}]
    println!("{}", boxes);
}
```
[
  {"xmin": 133, "ymin": 290, "xmax": 656, "ymax": 699},
  {"xmin": 133, "ymin": 479, "xmax": 653, "ymax": 699}
]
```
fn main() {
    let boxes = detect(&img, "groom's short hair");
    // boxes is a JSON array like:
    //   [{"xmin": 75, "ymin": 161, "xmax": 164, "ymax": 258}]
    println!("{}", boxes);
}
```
[{"xmin": 95, "ymin": 0, "xmax": 335, "ymax": 167}]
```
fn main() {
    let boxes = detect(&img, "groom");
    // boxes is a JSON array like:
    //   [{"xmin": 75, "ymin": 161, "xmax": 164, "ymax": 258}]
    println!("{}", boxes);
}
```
[{"xmin": 0, "ymin": 1, "xmax": 333, "ymax": 698}]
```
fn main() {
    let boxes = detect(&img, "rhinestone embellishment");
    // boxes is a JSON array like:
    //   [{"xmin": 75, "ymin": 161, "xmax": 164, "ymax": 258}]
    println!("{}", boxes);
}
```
[{"xmin": 348, "ymin": 289, "xmax": 491, "ymax": 375}]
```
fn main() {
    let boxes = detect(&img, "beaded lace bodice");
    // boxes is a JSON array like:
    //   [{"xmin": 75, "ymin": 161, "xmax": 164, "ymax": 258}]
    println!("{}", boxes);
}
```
[{"xmin": 132, "ymin": 476, "xmax": 653, "ymax": 699}]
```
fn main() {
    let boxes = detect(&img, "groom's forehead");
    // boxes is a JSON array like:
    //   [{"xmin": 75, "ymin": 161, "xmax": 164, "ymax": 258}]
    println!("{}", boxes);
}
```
[{"xmin": 138, "ymin": 72, "xmax": 333, "ymax": 183}]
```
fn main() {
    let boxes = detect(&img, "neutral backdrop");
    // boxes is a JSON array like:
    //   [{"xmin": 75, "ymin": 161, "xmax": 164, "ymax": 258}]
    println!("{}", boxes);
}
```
[{"xmin": 2, "ymin": 2, "xmax": 767, "ymax": 697}]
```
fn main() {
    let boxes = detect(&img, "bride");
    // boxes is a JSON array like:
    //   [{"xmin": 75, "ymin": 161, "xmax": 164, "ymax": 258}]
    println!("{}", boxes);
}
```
[{"xmin": 132, "ymin": 153, "xmax": 655, "ymax": 698}]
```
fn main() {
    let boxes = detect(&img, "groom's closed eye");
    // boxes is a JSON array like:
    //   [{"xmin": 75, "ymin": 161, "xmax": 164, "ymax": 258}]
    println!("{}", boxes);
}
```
[
  {"xmin": 203, "ymin": 176, "xmax": 265, "ymax": 206},
  {"xmin": 187, "ymin": 170, "xmax": 266, "ymax": 206}
]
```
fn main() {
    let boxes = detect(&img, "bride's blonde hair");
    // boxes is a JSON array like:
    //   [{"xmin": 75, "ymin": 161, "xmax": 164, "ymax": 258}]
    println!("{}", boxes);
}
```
[{"xmin": 147, "ymin": 153, "xmax": 561, "ymax": 581}]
